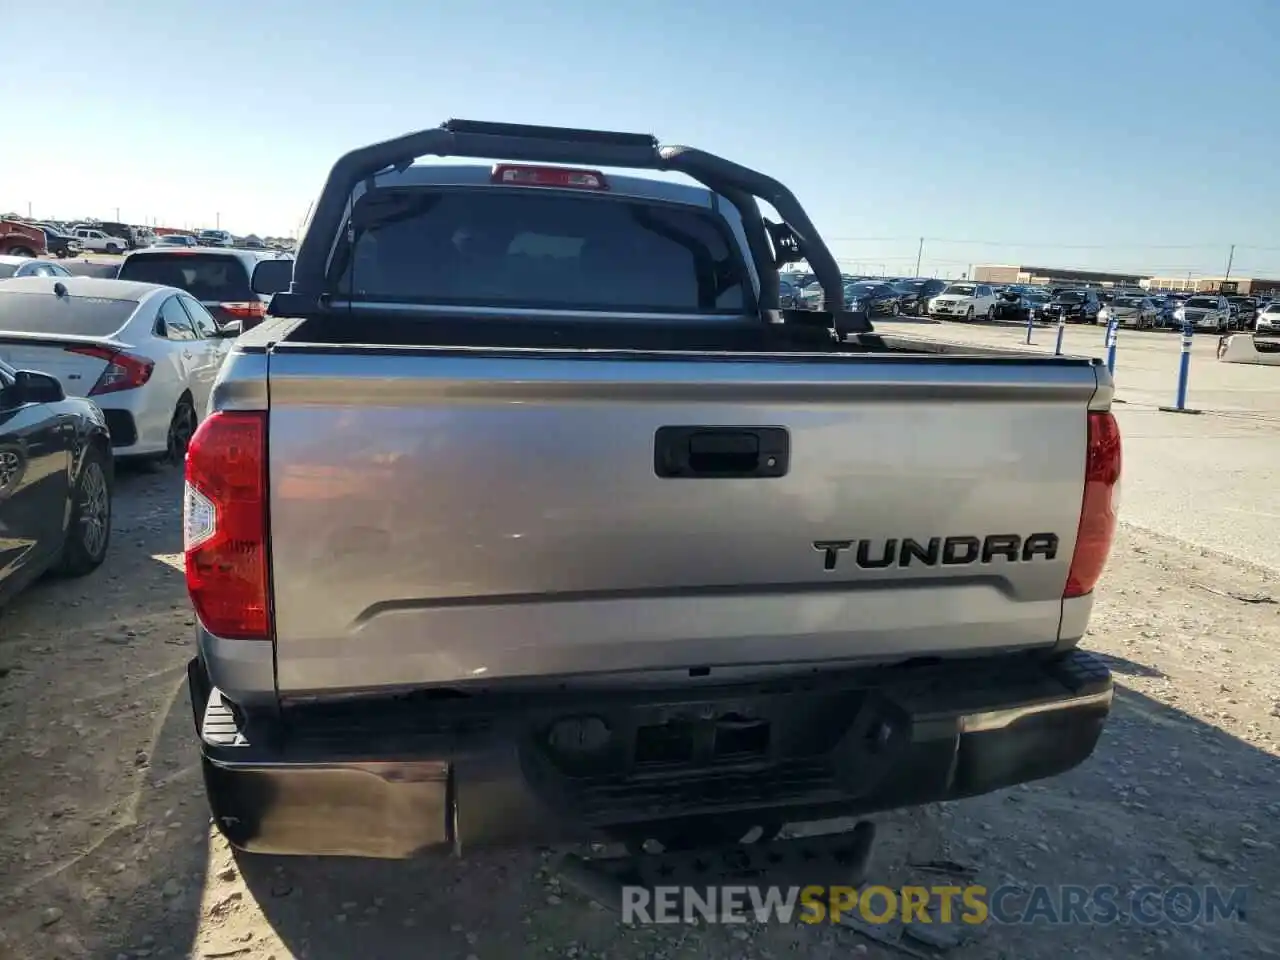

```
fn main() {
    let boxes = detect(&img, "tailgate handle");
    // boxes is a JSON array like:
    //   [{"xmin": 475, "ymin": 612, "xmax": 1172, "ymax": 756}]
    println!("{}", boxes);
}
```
[{"xmin": 654, "ymin": 426, "xmax": 789, "ymax": 479}]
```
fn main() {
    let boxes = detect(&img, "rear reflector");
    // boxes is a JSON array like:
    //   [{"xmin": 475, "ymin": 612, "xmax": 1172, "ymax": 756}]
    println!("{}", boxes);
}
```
[
  {"xmin": 1064, "ymin": 411, "xmax": 1122, "ymax": 598},
  {"xmin": 184, "ymin": 411, "xmax": 270, "ymax": 640},
  {"xmin": 65, "ymin": 344, "xmax": 155, "ymax": 395},
  {"xmin": 491, "ymin": 164, "xmax": 608, "ymax": 190}
]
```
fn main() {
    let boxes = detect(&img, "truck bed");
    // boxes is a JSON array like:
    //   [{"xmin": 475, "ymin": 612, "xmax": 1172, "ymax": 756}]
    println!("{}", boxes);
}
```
[{"xmin": 235, "ymin": 316, "xmax": 1107, "ymax": 700}]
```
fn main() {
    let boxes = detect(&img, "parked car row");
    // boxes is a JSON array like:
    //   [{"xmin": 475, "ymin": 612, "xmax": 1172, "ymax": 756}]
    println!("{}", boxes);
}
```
[
  {"xmin": 784, "ymin": 273, "xmax": 950, "ymax": 317},
  {"xmin": 0, "ymin": 245, "xmax": 296, "ymax": 612},
  {"xmin": 4, "ymin": 216, "xmax": 297, "ymax": 255},
  {"xmin": 781, "ymin": 271, "xmax": 1275, "ymax": 336}
]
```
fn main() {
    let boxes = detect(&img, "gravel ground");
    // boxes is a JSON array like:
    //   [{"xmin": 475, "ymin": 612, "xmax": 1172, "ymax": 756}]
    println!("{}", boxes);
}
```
[{"xmin": 1, "ymin": 465, "xmax": 1279, "ymax": 960}]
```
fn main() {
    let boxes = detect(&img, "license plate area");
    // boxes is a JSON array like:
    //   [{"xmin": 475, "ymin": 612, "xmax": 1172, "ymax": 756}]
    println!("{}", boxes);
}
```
[
  {"xmin": 634, "ymin": 711, "xmax": 773, "ymax": 769},
  {"xmin": 530, "ymin": 688, "xmax": 866, "ymax": 782}
]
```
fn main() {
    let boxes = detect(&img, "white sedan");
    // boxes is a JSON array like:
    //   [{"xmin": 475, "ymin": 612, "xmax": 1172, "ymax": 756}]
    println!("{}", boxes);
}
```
[
  {"xmin": 0, "ymin": 255, "xmax": 74, "ymax": 280},
  {"xmin": 0, "ymin": 276, "xmax": 236, "ymax": 460}
]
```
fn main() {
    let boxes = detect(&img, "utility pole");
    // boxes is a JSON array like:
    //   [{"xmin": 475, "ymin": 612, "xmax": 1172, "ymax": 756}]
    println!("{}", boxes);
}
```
[
  {"xmin": 216, "ymin": 212, "xmax": 221, "ymax": 229},
  {"xmin": 1224, "ymin": 244, "xmax": 1235, "ymax": 282},
  {"xmin": 115, "ymin": 207, "xmax": 120, "ymax": 221},
  {"xmin": 914, "ymin": 237, "xmax": 924, "ymax": 277},
  {"xmin": 27, "ymin": 201, "xmax": 32, "ymax": 218}
]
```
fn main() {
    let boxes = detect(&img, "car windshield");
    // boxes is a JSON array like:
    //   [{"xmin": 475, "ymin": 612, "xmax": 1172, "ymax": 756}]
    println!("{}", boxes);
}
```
[
  {"xmin": 117, "ymin": 253, "xmax": 254, "ymax": 301},
  {"xmin": 1056, "ymin": 292, "xmax": 1085, "ymax": 302},
  {"xmin": 1116, "ymin": 297, "xmax": 1144, "ymax": 306},
  {"xmin": 942, "ymin": 285, "xmax": 975, "ymax": 296},
  {"xmin": 335, "ymin": 187, "xmax": 752, "ymax": 313},
  {"xmin": 0, "ymin": 290, "xmax": 137, "ymax": 336},
  {"xmin": 1185, "ymin": 297, "xmax": 1220, "ymax": 308}
]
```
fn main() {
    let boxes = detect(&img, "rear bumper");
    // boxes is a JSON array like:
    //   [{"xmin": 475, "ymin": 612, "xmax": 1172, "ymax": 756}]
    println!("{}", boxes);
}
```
[
  {"xmin": 190, "ymin": 648, "xmax": 1113, "ymax": 859},
  {"xmin": 98, "ymin": 400, "xmax": 170, "ymax": 457}
]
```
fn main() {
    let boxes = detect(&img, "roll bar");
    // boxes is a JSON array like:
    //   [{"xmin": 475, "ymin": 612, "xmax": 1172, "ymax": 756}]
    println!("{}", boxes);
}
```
[{"xmin": 287, "ymin": 119, "xmax": 866, "ymax": 333}]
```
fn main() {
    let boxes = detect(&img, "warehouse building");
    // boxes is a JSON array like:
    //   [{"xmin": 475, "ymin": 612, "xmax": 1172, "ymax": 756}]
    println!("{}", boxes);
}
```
[
  {"xmin": 972, "ymin": 264, "xmax": 1146, "ymax": 287},
  {"xmin": 1144, "ymin": 276, "xmax": 1280, "ymax": 296},
  {"xmin": 974, "ymin": 264, "xmax": 1280, "ymax": 297}
]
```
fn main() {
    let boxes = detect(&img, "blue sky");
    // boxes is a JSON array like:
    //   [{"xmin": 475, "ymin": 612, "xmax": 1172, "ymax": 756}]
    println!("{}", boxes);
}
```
[{"xmin": 3, "ymin": 0, "xmax": 1277, "ymax": 279}]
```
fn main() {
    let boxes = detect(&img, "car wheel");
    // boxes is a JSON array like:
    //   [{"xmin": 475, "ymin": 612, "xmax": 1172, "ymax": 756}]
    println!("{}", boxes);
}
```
[
  {"xmin": 8, "ymin": 246, "xmax": 36, "ymax": 258},
  {"xmin": 53, "ymin": 445, "xmax": 112, "ymax": 577},
  {"xmin": 965, "ymin": 306, "xmax": 974, "ymax": 321},
  {"xmin": 166, "ymin": 397, "xmax": 199, "ymax": 465},
  {"xmin": 986, "ymin": 305, "xmax": 995, "ymax": 320},
  {"xmin": 107, "ymin": 243, "xmax": 122, "ymax": 255},
  {"xmin": 891, "ymin": 301, "xmax": 900, "ymax": 317}
]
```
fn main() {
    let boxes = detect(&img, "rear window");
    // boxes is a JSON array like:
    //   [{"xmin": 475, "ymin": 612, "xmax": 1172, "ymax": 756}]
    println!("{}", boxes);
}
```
[
  {"xmin": 334, "ymin": 188, "xmax": 751, "ymax": 313},
  {"xmin": 0, "ymin": 264, "xmax": 18, "ymax": 279},
  {"xmin": 118, "ymin": 253, "xmax": 252, "ymax": 301},
  {"xmin": 0, "ymin": 291, "xmax": 136, "ymax": 337}
]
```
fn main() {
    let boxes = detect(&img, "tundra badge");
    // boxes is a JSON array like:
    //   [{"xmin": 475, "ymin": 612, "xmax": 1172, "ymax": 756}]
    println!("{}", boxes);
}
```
[{"xmin": 814, "ymin": 534, "xmax": 1060, "ymax": 571}]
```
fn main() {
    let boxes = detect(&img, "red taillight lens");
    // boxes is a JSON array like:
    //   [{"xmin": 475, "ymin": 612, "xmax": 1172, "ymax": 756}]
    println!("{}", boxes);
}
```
[
  {"xmin": 1064, "ymin": 411, "xmax": 1122, "ymax": 598},
  {"xmin": 490, "ymin": 164, "xmax": 609, "ymax": 190},
  {"xmin": 218, "ymin": 301, "xmax": 268, "ymax": 319},
  {"xmin": 184, "ymin": 411, "xmax": 270, "ymax": 640},
  {"xmin": 65, "ymin": 345, "xmax": 154, "ymax": 395}
]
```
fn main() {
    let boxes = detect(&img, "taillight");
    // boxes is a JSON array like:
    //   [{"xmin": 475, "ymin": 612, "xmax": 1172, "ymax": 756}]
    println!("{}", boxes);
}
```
[
  {"xmin": 218, "ymin": 301, "xmax": 268, "ymax": 319},
  {"xmin": 490, "ymin": 164, "xmax": 609, "ymax": 190},
  {"xmin": 65, "ymin": 344, "xmax": 154, "ymax": 395},
  {"xmin": 1064, "ymin": 411, "xmax": 1122, "ymax": 598},
  {"xmin": 184, "ymin": 411, "xmax": 271, "ymax": 640}
]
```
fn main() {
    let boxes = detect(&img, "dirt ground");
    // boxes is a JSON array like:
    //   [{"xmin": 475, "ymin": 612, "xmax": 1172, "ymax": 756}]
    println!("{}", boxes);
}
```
[{"xmin": 1, "ymin": 465, "xmax": 1278, "ymax": 960}]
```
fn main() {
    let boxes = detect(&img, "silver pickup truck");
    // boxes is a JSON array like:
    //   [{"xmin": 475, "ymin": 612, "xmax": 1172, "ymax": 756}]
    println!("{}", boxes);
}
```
[{"xmin": 184, "ymin": 120, "xmax": 1121, "ymax": 887}]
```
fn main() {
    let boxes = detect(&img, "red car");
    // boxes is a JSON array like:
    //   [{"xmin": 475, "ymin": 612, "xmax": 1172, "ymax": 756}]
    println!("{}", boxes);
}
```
[{"xmin": 0, "ymin": 219, "xmax": 48, "ymax": 258}]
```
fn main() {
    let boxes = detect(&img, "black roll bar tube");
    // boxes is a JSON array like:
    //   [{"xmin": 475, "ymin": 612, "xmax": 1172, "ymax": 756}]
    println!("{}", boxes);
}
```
[{"xmin": 288, "ymin": 119, "xmax": 861, "ymax": 331}]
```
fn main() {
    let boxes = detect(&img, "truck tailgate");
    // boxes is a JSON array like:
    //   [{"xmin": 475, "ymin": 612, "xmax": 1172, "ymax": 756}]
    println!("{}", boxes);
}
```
[{"xmin": 264, "ymin": 348, "xmax": 1101, "ymax": 695}]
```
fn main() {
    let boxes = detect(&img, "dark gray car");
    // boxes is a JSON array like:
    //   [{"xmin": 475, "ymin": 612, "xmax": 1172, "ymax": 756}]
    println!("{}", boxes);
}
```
[
  {"xmin": 0, "ymin": 359, "xmax": 113, "ymax": 608},
  {"xmin": 116, "ymin": 247, "xmax": 292, "ymax": 332}
]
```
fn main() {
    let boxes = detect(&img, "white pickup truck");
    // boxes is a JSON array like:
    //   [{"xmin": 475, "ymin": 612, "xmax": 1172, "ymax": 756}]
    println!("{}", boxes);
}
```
[{"xmin": 70, "ymin": 227, "xmax": 127, "ymax": 255}]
